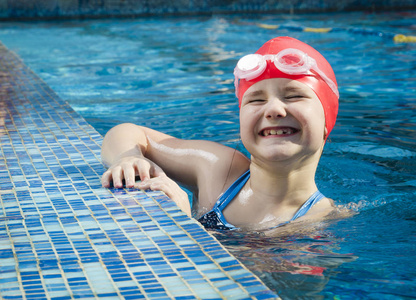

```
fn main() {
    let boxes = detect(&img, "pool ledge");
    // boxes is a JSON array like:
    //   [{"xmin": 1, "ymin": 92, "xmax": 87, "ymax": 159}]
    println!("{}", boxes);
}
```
[{"xmin": 0, "ymin": 42, "xmax": 279, "ymax": 300}]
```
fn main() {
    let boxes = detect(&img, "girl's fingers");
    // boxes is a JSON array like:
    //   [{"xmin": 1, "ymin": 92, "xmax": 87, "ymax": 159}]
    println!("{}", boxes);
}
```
[
  {"xmin": 149, "ymin": 181, "xmax": 168, "ymax": 194},
  {"xmin": 134, "ymin": 177, "xmax": 162, "ymax": 191},
  {"xmin": 136, "ymin": 177, "xmax": 174, "ymax": 198},
  {"xmin": 101, "ymin": 170, "xmax": 112, "ymax": 187},
  {"xmin": 123, "ymin": 165, "xmax": 136, "ymax": 188},
  {"xmin": 134, "ymin": 176, "xmax": 191, "ymax": 216},
  {"xmin": 111, "ymin": 166, "xmax": 124, "ymax": 188},
  {"xmin": 101, "ymin": 157, "xmax": 167, "ymax": 189},
  {"xmin": 136, "ymin": 160, "xmax": 151, "ymax": 182},
  {"xmin": 136, "ymin": 159, "xmax": 165, "ymax": 181}
]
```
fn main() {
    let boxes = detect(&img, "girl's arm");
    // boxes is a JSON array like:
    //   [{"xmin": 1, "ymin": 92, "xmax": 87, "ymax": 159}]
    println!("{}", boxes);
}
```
[
  {"xmin": 101, "ymin": 123, "xmax": 250, "ymax": 213},
  {"xmin": 101, "ymin": 122, "xmax": 242, "ymax": 189}
]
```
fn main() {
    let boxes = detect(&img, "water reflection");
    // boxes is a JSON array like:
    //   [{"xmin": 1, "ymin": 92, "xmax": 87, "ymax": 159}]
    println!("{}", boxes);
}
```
[{"xmin": 213, "ymin": 222, "xmax": 357, "ymax": 299}]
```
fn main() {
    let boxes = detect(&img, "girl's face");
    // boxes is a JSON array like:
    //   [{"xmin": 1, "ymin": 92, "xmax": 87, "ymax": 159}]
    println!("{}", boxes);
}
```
[{"xmin": 239, "ymin": 78, "xmax": 326, "ymax": 166}]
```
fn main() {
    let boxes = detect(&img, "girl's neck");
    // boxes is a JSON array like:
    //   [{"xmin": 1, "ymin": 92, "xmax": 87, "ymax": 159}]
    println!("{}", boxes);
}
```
[{"xmin": 248, "ymin": 158, "xmax": 319, "ymax": 206}]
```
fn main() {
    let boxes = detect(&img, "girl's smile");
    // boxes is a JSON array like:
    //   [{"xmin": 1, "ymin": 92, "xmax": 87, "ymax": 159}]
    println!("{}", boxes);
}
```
[{"xmin": 259, "ymin": 126, "xmax": 300, "ymax": 137}]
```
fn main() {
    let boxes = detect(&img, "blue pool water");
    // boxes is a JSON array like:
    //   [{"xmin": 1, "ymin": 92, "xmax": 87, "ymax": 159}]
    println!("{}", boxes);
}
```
[{"xmin": 1, "ymin": 11, "xmax": 416, "ymax": 299}]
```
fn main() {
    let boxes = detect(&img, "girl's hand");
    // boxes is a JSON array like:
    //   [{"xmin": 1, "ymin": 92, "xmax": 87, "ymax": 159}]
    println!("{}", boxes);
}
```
[
  {"xmin": 101, "ymin": 155, "xmax": 165, "ymax": 188},
  {"xmin": 135, "ymin": 175, "xmax": 191, "ymax": 217}
]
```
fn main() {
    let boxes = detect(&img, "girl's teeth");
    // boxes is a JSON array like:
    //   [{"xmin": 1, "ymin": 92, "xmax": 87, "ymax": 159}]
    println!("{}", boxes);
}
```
[{"xmin": 264, "ymin": 128, "xmax": 294, "ymax": 136}]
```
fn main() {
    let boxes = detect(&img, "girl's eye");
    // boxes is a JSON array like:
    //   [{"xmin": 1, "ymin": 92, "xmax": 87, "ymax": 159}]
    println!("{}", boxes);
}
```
[
  {"xmin": 285, "ymin": 94, "xmax": 307, "ymax": 100},
  {"xmin": 249, "ymin": 99, "xmax": 266, "ymax": 103}
]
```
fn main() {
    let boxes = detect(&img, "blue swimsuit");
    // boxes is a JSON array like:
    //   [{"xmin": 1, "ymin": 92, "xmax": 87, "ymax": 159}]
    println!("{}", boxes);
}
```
[{"xmin": 198, "ymin": 170, "xmax": 326, "ymax": 231}]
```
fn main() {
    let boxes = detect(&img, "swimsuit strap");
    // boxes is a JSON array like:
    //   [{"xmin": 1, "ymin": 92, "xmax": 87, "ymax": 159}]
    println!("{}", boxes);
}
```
[
  {"xmin": 198, "ymin": 170, "xmax": 250, "ymax": 230},
  {"xmin": 216, "ymin": 169, "xmax": 251, "ymax": 211},
  {"xmin": 290, "ymin": 190, "xmax": 325, "ymax": 221},
  {"xmin": 266, "ymin": 190, "xmax": 326, "ymax": 230}
]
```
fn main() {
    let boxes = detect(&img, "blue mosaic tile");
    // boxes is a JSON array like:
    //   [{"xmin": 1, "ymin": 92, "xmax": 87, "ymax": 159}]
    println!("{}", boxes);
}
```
[{"xmin": 0, "ymin": 41, "xmax": 279, "ymax": 299}]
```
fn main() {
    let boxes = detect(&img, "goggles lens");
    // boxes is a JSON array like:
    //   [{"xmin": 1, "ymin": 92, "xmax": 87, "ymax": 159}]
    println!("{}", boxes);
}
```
[
  {"xmin": 235, "ymin": 54, "xmax": 267, "ymax": 81},
  {"xmin": 275, "ymin": 49, "xmax": 311, "ymax": 74}
]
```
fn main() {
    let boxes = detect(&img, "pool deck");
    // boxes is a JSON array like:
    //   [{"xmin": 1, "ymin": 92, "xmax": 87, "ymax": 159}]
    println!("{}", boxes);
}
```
[{"xmin": 0, "ymin": 42, "xmax": 279, "ymax": 299}]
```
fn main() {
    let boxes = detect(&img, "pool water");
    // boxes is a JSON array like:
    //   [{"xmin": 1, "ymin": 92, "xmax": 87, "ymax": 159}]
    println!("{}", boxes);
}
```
[{"xmin": 1, "ymin": 11, "xmax": 416, "ymax": 299}]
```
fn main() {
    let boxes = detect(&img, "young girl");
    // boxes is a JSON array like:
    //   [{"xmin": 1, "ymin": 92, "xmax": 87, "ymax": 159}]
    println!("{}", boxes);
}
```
[{"xmin": 101, "ymin": 36, "xmax": 339, "ymax": 231}]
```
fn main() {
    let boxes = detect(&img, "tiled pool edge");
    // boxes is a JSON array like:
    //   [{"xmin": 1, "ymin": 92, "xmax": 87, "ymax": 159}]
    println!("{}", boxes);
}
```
[{"xmin": 0, "ymin": 42, "xmax": 279, "ymax": 299}]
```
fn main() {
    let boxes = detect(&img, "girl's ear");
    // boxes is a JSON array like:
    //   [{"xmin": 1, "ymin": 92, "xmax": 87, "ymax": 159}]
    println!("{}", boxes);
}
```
[{"xmin": 323, "ymin": 127, "xmax": 328, "ymax": 140}]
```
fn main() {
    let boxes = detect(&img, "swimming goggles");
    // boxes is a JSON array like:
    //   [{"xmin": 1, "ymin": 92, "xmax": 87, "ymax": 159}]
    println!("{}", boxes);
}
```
[{"xmin": 234, "ymin": 48, "xmax": 339, "ymax": 98}]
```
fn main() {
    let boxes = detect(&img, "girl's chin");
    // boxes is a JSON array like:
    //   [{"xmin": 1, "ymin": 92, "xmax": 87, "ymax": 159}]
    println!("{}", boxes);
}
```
[
  {"xmin": 251, "ymin": 150, "xmax": 301, "ymax": 163},
  {"xmin": 250, "ymin": 145, "xmax": 320, "ymax": 164}
]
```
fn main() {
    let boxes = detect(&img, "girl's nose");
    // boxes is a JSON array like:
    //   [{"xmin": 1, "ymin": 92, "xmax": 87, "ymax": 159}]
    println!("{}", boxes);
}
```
[{"xmin": 265, "ymin": 98, "xmax": 287, "ymax": 119}]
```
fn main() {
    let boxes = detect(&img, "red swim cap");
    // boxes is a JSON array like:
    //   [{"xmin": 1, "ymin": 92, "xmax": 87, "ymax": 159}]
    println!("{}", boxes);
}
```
[{"xmin": 236, "ymin": 36, "xmax": 339, "ymax": 138}]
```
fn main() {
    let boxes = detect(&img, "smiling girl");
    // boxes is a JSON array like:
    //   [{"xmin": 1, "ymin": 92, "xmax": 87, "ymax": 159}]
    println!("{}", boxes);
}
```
[{"xmin": 101, "ymin": 36, "xmax": 339, "ymax": 231}]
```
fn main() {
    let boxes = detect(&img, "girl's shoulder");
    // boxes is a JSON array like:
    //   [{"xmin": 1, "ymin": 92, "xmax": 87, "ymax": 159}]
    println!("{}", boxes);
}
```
[
  {"xmin": 196, "ymin": 145, "xmax": 250, "ymax": 211},
  {"xmin": 298, "ymin": 197, "xmax": 335, "ymax": 221}
]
